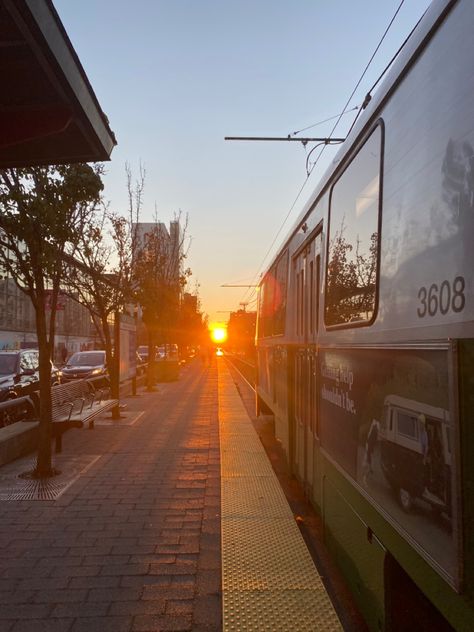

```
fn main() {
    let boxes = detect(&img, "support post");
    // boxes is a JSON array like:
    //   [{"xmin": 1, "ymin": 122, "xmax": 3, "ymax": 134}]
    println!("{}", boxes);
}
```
[{"xmin": 111, "ymin": 309, "xmax": 121, "ymax": 419}]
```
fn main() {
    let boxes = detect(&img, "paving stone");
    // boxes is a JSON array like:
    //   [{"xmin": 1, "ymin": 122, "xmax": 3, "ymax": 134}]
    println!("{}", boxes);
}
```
[
  {"xmin": 68, "ymin": 576, "xmax": 120, "ymax": 589},
  {"xmin": 195, "ymin": 570, "xmax": 221, "ymax": 596},
  {"xmin": 18, "ymin": 578, "xmax": 70, "ymax": 591},
  {"xmin": 51, "ymin": 566, "xmax": 100, "ymax": 578},
  {"xmin": 193, "ymin": 594, "xmax": 222, "ymax": 627},
  {"xmin": 71, "ymin": 616, "xmax": 132, "ymax": 632},
  {"xmin": 0, "ymin": 591, "xmax": 34, "ymax": 604},
  {"xmin": 99, "ymin": 563, "xmax": 150, "ymax": 576},
  {"xmin": 142, "ymin": 584, "xmax": 195, "ymax": 602},
  {"xmin": 120, "ymin": 575, "xmax": 172, "ymax": 588},
  {"xmin": 165, "ymin": 599, "xmax": 194, "ymax": 616},
  {"xmin": 0, "ymin": 364, "xmax": 221, "ymax": 632},
  {"xmin": 83, "ymin": 555, "xmax": 130, "ymax": 566},
  {"xmin": 132, "ymin": 614, "xmax": 192, "ymax": 631},
  {"xmin": 11, "ymin": 620, "xmax": 73, "ymax": 632},
  {"xmin": 0, "ymin": 604, "xmax": 53, "ymax": 619},
  {"xmin": 51, "ymin": 601, "xmax": 109, "ymax": 618},
  {"xmin": 87, "ymin": 587, "xmax": 142, "ymax": 602},
  {"xmin": 32, "ymin": 589, "xmax": 88, "ymax": 603},
  {"xmin": 108, "ymin": 599, "xmax": 166, "ymax": 616}
]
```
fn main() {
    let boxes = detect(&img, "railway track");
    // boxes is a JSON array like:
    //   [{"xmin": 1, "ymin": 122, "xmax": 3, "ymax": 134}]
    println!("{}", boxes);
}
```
[{"xmin": 224, "ymin": 354, "xmax": 256, "ymax": 390}]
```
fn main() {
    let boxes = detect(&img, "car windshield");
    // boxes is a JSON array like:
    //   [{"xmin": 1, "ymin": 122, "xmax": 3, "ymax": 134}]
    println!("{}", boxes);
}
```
[
  {"xmin": 0, "ymin": 354, "xmax": 17, "ymax": 375},
  {"xmin": 68, "ymin": 353, "xmax": 104, "ymax": 367}
]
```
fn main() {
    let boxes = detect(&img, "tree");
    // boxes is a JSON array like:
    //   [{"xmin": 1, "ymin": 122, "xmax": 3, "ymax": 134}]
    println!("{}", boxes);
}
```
[
  {"xmin": 227, "ymin": 309, "xmax": 257, "ymax": 358},
  {"xmin": 174, "ymin": 288, "xmax": 207, "ymax": 355},
  {"xmin": 325, "ymin": 218, "xmax": 378, "ymax": 325},
  {"xmin": 0, "ymin": 164, "xmax": 103, "ymax": 477},
  {"xmin": 133, "ymin": 212, "xmax": 190, "ymax": 389},
  {"xmin": 64, "ymin": 163, "xmax": 144, "ymax": 410}
]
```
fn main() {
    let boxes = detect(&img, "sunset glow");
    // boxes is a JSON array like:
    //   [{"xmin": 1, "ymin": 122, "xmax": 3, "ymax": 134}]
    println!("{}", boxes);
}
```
[{"xmin": 210, "ymin": 326, "xmax": 227, "ymax": 343}]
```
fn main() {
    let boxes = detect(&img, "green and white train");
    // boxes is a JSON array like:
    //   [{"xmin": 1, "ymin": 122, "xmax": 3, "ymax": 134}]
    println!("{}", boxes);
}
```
[{"xmin": 256, "ymin": 1, "xmax": 474, "ymax": 629}]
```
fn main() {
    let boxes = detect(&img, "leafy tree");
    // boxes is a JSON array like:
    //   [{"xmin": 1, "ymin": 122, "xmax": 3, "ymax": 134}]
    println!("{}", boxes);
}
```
[
  {"xmin": 174, "ymin": 288, "xmax": 207, "ymax": 355},
  {"xmin": 64, "ymin": 163, "xmax": 144, "ymax": 406},
  {"xmin": 0, "ymin": 164, "xmax": 103, "ymax": 477},
  {"xmin": 133, "ymin": 212, "xmax": 190, "ymax": 389},
  {"xmin": 326, "ymin": 218, "xmax": 378, "ymax": 325},
  {"xmin": 227, "ymin": 309, "xmax": 256, "ymax": 358}
]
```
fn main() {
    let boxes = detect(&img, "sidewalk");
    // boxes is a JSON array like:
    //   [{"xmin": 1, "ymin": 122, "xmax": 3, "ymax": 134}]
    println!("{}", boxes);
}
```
[
  {"xmin": 0, "ymin": 359, "xmax": 345, "ymax": 632},
  {"xmin": 0, "ymin": 362, "xmax": 221, "ymax": 632}
]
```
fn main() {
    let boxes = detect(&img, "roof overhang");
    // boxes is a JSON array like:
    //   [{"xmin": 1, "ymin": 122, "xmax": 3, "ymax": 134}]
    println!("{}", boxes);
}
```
[{"xmin": 0, "ymin": 0, "xmax": 117, "ymax": 167}]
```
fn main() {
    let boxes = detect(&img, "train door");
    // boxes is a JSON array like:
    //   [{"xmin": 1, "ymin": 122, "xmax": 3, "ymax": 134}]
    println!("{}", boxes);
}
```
[
  {"xmin": 292, "ymin": 230, "xmax": 322, "ymax": 495},
  {"xmin": 310, "ymin": 232, "xmax": 322, "ymax": 508},
  {"xmin": 292, "ymin": 249, "xmax": 306, "ymax": 482}
]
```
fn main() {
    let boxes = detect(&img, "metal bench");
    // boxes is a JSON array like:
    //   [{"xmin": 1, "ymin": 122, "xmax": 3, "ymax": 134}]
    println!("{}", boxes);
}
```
[{"xmin": 51, "ymin": 378, "xmax": 118, "ymax": 452}]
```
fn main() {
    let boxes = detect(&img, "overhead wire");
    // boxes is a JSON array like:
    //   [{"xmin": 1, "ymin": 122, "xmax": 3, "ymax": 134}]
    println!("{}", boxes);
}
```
[
  {"xmin": 306, "ymin": 0, "xmax": 407, "ymax": 178},
  {"xmin": 238, "ymin": 0, "xmax": 408, "ymax": 310},
  {"xmin": 345, "ymin": 6, "xmax": 424, "ymax": 139},
  {"xmin": 289, "ymin": 106, "xmax": 360, "ymax": 137}
]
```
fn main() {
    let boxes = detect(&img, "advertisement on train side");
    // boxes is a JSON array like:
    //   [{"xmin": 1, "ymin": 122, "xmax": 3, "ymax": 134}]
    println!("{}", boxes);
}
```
[{"xmin": 319, "ymin": 345, "xmax": 459, "ymax": 586}]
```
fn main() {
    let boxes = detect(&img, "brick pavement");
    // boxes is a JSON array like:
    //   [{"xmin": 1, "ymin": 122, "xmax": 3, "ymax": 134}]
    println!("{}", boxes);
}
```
[{"xmin": 0, "ymin": 361, "xmax": 222, "ymax": 632}]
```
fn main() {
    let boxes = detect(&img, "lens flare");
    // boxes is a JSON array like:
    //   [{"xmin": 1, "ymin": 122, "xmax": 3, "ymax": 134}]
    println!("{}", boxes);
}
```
[{"xmin": 210, "ymin": 326, "xmax": 227, "ymax": 343}]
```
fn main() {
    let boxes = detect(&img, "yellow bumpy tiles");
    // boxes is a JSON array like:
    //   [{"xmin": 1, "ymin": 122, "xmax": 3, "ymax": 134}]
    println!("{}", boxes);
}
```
[{"xmin": 218, "ymin": 363, "xmax": 342, "ymax": 631}]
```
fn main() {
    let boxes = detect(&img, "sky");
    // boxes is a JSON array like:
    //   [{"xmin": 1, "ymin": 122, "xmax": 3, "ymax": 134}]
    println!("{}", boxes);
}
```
[{"xmin": 54, "ymin": 0, "xmax": 432, "ymax": 324}]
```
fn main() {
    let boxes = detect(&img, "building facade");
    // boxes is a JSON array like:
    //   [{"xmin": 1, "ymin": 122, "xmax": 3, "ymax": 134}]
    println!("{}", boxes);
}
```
[{"xmin": 0, "ymin": 277, "xmax": 98, "ymax": 360}]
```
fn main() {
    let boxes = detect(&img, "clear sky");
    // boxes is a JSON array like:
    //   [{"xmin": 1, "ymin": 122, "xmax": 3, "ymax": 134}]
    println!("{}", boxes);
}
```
[{"xmin": 54, "ymin": 0, "xmax": 432, "ymax": 323}]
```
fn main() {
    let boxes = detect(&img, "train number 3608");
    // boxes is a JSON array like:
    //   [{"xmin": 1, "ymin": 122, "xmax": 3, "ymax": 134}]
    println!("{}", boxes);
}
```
[{"xmin": 417, "ymin": 276, "xmax": 465, "ymax": 318}]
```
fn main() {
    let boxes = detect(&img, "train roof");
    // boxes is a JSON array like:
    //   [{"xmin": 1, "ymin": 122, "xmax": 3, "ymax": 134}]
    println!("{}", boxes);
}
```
[{"xmin": 262, "ymin": 0, "xmax": 454, "ymax": 277}]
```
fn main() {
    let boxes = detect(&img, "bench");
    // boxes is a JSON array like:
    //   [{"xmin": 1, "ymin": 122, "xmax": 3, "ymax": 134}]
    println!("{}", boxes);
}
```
[{"xmin": 50, "ymin": 378, "xmax": 118, "ymax": 453}]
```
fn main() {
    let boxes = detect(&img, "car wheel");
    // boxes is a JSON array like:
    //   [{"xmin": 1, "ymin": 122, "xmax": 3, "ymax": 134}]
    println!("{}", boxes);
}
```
[
  {"xmin": 398, "ymin": 487, "xmax": 413, "ymax": 512},
  {"xmin": 0, "ymin": 394, "xmax": 18, "ymax": 428}
]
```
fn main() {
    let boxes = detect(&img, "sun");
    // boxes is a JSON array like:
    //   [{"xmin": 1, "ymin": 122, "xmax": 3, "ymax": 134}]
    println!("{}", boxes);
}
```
[{"xmin": 210, "ymin": 326, "xmax": 227, "ymax": 343}]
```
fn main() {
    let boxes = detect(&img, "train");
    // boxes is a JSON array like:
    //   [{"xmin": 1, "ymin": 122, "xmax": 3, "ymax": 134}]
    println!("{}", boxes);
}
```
[{"xmin": 255, "ymin": 1, "xmax": 474, "ymax": 629}]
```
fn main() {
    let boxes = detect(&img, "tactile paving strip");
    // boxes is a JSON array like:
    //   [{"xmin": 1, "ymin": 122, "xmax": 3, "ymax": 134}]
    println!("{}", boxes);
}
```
[
  {"xmin": 221, "ymin": 477, "xmax": 292, "ymax": 519},
  {"xmin": 223, "ymin": 590, "xmax": 341, "ymax": 632},
  {"xmin": 220, "ymin": 450, "xmax": 276, "ymax": 478},
  {"xmin": 218, "ymin": 364, "xmax": 342, "ymax": 631}
]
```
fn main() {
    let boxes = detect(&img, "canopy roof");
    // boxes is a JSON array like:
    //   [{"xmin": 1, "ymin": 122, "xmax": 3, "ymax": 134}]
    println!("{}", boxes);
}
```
[{"xmin": 0, "ymin": 0, "xmax": 116, "ymax": 167}]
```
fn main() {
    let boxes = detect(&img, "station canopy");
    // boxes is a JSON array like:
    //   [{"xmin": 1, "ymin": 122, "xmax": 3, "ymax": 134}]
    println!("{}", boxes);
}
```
[{"xmin": 0, "ymin": 0, "xmax": 116, "ymax": 168}]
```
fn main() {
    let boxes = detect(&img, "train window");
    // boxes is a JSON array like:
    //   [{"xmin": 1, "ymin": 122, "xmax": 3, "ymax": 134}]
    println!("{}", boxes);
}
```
[
  {"xmin": 273, "ymin": 251, "xmax": 288, "ymax": 335},
  {"xmin": 396, "ymin": 411, "xmax": 418, "ymax": 440},
  {"xmin": 257, "ymin": 251, "xmax": 288, "ymax": 338},
  {"xmin": 325, "ymin": 125, "xmax": 382, "ymax": 327}
]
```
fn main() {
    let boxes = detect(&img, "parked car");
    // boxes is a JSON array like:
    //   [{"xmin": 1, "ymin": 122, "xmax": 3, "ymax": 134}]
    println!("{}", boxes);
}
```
[
  {"xmin": 156, "ymin": 344, "xmax": 179, "ymax": 361},
  {"xmin": 136, "ymin": 352, "xmax": 147, "ymax": 376},
  {"xmin": 0, "ymin": 349, "xmax": 60, "ymax": 403},
  {"xmin": 137, "ymin": 345, "xmax": 150, "ymax": 362},
  {"xmin": 59, "ymin": 350, "xmax": 108, "ymax": 383}
]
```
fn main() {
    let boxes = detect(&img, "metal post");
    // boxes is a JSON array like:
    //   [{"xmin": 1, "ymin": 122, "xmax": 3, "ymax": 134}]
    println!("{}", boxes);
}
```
[{"xmin": 111, "ymin": 309, "xmax": 121, "ymax": 419}]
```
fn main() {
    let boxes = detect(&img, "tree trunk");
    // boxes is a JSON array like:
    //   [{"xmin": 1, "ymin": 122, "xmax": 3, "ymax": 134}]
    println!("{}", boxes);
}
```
[
  {"xmin": 111, "ymin": 310, "xmax": 121, "ymax": 418},
  {"xmin": 146, "ymin": 327, "xmax": 156, "ymax": 391},
  {"xmin": 101, "ymin": 312, "xmax": 120, "ymax": 419},
  {"xmin": 34, "ymin": 300, "xmax": 55, "ymax": 478}
]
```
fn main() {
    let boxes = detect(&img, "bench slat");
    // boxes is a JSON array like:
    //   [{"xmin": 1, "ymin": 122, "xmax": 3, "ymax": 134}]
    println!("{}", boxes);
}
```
[{"xmin": 50, "ymin": 379, "xmax": 118, "ymax": 453}]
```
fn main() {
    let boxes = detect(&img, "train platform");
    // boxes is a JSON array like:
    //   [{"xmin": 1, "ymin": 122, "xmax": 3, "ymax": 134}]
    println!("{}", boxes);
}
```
[{"xmin": 0, "ymin": 359, "xmax": 347, "ymax": 632}]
